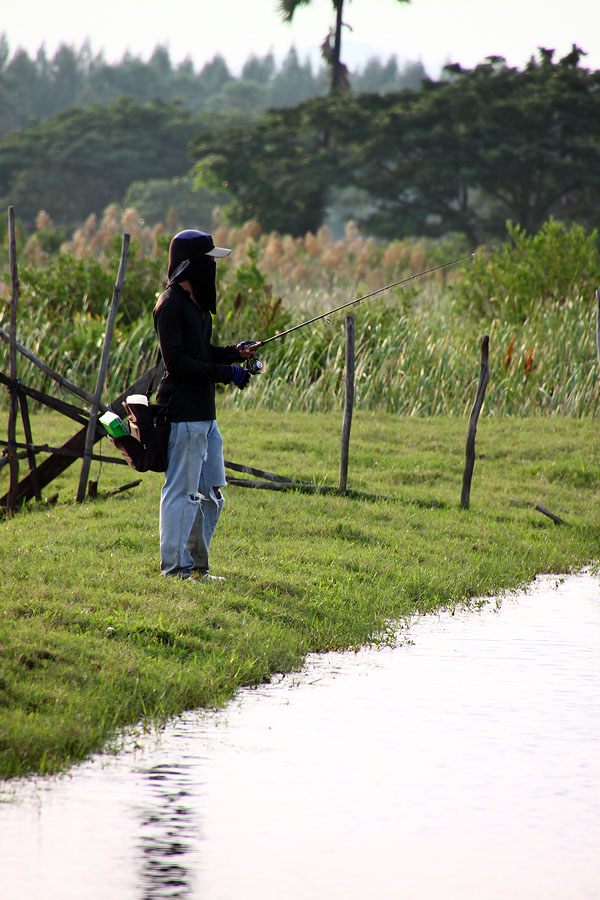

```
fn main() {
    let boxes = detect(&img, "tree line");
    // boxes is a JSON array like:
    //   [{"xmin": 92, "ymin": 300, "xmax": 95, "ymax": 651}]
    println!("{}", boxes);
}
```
[
  {"xmin": 0, "ymin": 33, "xmax": 426, "ymax": 136},
  {"xmin": 0, "ymin": 43, "xmax": 597, "ymax": 246},
  {"xmin": 195, "ymin": 48, "xmax": 600, "ymax": 244}
]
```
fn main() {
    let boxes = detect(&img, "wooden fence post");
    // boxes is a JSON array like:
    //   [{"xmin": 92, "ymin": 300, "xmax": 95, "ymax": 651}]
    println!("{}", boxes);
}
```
[
  {"xmin": 76, "ymin": 233, "xmax": 130, "ymax": 502},
  {"xmin": 461, "ymin": 334, "xmax": 490, "ymax": 510},
  {"xmin": 6, "ymin": 207, "xmax": 20, "ymax": 515},
  {"xmin": 339, "ymin": 315, "xmax": 355, "ymax": 495}
]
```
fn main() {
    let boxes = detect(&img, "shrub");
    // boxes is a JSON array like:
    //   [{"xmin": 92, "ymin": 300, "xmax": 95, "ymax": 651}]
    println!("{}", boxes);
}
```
[{"xmin": 452, "ymin": 219, "xmax": 600, "ymax": 322}]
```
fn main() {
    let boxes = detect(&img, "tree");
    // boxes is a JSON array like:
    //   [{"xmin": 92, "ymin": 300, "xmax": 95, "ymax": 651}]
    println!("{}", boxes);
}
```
[
  {"xmin": 242, "ymin": 53, "xmax": 277, "ymax": 85},
  {"xmin": 197, "ymin": 55, "xmax": 233, "ymax": 97},
  {"xmin": 209, "ymin": 79, "xmax": 270, "ymax": 111},
  {"xmin": 353, "ymin": 56, "xmax": 398, "ymax": 93},
  {"xmin": 415, "ymin": 50, "xmax": 600, "ymax": 240},
  {"xmin": 193, "ymin": 102, "xmax": 337, "ymax": 235},
  {"xmin": 0, "ymin": 98, "xmax": 199, "ymax": 229},
  {"xmin": 352, "ymin": 57, "xmax": 426, "ymax": 93},
  {"xmin": 269, "ymin": 47, "xmax": 326, "ymax": 107},
  {"xmin": 277, "ymin": 0, "xmax": 410, "ymax": 92},
  {"xmin": 123, "ymin": 175, "xmax": 228, "ymax": 229},
  {"xmin": 46, "ymin": 44, "xmax": 90, "ymax": 111},
  {"xmin": 1, "ymin": 48, "xmax": 41, "ymax": 129}
]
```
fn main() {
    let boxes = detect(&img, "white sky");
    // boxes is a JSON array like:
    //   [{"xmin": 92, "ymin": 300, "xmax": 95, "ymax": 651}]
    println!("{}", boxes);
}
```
[{"xmin": 1, "ymin": 0, "xmax": 598, "ymax": 77}]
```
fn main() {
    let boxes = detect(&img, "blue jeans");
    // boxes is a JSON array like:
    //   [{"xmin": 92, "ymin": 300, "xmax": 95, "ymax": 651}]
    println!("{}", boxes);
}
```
[{"xmin": 159, "ymin": 420, "xmax": 226, "ymax": 577}]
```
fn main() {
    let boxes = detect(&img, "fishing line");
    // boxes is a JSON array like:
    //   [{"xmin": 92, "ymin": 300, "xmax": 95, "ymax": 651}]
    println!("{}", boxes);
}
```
[{"xmin": 254, "ymin": 252, "xmax": 475, "ymax": 348}]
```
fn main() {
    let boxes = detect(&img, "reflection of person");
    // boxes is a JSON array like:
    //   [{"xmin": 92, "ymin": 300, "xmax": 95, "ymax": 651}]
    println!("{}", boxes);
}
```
[{"xmin": 153, "ymin": 229, "xmax": 257, "ymax": 581}]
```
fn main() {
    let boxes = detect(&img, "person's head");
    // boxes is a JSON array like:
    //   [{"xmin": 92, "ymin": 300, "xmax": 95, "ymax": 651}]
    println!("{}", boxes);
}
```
[{"xmin": 167, "ymin": 229, "xmax": 232, "ymax": 312}]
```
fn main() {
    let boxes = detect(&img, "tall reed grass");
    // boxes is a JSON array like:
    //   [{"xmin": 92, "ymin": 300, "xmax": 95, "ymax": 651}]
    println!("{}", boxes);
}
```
[
  {"xmin": 219, "ymin": 289, "xmax": 600, "ymax": 416},
  {"xmin": 1, "ymin": 209, "xmax": 598, "ymax": 417}
]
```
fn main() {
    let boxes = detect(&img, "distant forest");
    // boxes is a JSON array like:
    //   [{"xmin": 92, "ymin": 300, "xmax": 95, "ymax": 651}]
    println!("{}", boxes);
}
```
[
  {"xmin": 0, "ymin": 34, "xmax": 427, "ymax": 136},
  {"xmin": 0, "ymin": 35, "xmax": 598, "ymax": 248}
]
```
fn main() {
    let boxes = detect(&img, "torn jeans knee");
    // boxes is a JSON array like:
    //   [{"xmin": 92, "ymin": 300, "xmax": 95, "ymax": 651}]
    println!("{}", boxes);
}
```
[{"xmin": 186, "ymin": 488, "xmax": 224, "ymax": 572}]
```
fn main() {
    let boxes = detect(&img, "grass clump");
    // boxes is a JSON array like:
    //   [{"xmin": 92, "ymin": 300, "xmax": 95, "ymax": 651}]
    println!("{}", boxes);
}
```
[{"xmin": 1, "ymin": 410, "xmax": 599, "ymax": 780}]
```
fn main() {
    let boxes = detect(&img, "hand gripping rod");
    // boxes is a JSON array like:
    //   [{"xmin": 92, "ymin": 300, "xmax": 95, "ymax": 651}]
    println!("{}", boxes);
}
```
[{"xmin": 254, "ymin": 252, "xmax": 474, "ymax": 348}]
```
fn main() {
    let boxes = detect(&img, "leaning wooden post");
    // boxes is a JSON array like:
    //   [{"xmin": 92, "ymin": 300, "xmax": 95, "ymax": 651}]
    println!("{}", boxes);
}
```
[
  {"xmin": 17, "ymin": 391, "xmax": 41, "ymax": 501},
  {"xmin": 461, "ymin": 334, "xmax": 490, "ymax": 510},
  {"xmin": 6, "ymin": 207, "xmax": 20, "ymax": 515},
  {"xmin": 339, "ymin": 315, "xmax": 355, "ymax": 495},
  {"xmin": 76, "ymin": 233, "xmax": 130, "ymax": 502}
]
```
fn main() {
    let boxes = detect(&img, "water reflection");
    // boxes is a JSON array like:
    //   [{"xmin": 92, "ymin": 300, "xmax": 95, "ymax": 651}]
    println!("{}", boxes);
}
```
[
  {"xmin": 136, "ymin": 764, "xmax": 197, "ymax": 899},
  {"xmin": 1, "ymin": 572, "xmax": 599, "ymax": 900}
]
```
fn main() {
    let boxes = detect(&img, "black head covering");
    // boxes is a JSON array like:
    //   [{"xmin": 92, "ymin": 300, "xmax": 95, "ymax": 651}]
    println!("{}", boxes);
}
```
[{"xmin": 167, "ymin": 230, "xmax": 231, "ymax": 314}]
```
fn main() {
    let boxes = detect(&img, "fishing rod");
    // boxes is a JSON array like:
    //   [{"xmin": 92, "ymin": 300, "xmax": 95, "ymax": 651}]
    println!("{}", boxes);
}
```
[{"xmin": 252, "ymin": 252, "xmax": 475, "ymax": 351}]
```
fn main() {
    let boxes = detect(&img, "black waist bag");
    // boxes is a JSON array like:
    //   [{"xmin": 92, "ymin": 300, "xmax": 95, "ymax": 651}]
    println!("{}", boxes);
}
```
[{"xmin": 112, "ymin": 402, "xmax": 170, "ymax": 473}]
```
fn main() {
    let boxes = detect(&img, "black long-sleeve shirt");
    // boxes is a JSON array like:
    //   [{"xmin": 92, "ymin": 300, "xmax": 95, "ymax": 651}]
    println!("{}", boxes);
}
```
[{"xmin": 153, "ymin": 283, "xmax": 242, "ymax": 421}]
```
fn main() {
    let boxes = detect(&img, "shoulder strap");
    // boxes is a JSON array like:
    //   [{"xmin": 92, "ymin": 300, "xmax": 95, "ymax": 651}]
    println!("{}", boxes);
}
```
[{"xmin": 146, "ymin": 347, "xmax": 164, "ymax": 399}]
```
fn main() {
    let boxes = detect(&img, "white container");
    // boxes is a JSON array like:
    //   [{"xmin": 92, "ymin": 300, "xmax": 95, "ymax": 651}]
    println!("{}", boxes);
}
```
[{"xmin": 126, "ymin": 394, "xmax": 149, "ymax": 406}]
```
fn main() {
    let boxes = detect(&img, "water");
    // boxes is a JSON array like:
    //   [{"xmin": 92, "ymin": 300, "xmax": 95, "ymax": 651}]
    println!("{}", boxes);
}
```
[{"xmin": 1, "ymin": 572, "xmax": 599, "ymax": 900}]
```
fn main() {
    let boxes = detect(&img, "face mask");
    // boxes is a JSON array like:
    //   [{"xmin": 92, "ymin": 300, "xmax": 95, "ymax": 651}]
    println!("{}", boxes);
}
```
[{"xmin": 186, "ymin": 256, "xmax": 217, "ymax": 313}]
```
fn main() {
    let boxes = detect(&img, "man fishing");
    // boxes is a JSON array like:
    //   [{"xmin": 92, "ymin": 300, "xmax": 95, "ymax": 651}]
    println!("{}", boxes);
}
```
[{"xmin": 153, "ymin": 229, "xmax": 257, "ymax": 581}]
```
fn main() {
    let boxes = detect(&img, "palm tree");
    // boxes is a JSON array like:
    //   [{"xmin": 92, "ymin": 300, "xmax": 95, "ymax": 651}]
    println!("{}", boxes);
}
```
[{"xmin": 277, "ymin": 0, "xmax": 410, "ymax": 92}]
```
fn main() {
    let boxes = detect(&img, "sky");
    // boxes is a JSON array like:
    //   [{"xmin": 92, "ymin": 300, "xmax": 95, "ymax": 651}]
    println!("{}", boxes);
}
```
[{"xmin": 1, "ymin": 0, "xmax": 599, "ymax": 78}]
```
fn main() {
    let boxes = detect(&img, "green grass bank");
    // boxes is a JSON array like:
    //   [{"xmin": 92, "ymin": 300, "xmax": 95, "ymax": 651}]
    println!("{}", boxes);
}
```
[{"xmin": 1, "ymin": 410, "xmax": 599, "ymax": 781}]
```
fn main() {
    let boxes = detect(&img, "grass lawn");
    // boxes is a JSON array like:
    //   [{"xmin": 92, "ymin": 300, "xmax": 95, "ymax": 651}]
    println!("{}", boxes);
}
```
[{"xmin": 1, "ymin": 408, "xmax": 599, "ymax": 779}]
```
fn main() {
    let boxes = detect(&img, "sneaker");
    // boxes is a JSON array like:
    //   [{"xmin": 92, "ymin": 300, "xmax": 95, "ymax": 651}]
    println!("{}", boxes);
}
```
[{"xmin": 193, "ymin": 571, "xmax": 226, "ymax": 583}]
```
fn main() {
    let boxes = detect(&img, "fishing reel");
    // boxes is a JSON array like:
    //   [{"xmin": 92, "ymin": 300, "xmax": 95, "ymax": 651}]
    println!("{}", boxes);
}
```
[
  {"xmin": 244, "ymin": 357, "xmax": 264, "ymax": 375},
  {"xmin": 238, "ymin": 340, "xmax": 263, "ymax": 375}
]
